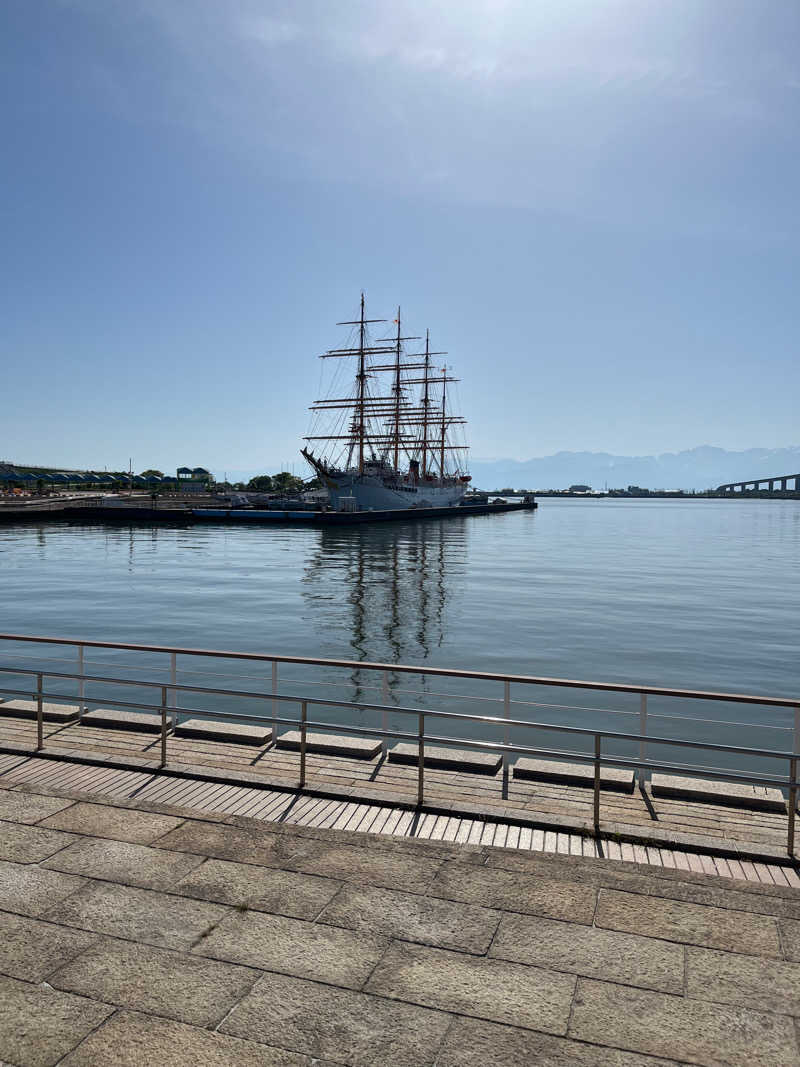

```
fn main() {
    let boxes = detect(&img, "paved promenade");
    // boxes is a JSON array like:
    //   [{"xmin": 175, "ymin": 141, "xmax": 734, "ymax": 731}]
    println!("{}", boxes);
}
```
[{"xmin": 0, "ymin": 766, "xmax": 799, "ymax": 1064}]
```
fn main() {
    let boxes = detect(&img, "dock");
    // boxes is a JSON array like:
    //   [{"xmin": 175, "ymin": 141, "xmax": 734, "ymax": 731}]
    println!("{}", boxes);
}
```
[{"xmin": 0, "ymin": 496, "xmax": 536, "ymax": 525}]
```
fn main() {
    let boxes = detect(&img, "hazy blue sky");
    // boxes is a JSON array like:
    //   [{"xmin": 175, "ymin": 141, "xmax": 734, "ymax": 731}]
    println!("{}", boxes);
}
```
[{"xmin": 2, "ymin": 1, "xmax": 798, "ymax": 474}]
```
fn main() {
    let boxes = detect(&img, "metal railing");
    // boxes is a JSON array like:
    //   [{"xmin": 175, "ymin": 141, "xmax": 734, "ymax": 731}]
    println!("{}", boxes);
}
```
[{"xmin": 0, "ymin": 633, "xmax": 797, "ymax": 856}]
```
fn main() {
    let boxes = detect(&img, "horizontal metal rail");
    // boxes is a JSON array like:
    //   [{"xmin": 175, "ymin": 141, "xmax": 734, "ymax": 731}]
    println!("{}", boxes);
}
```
[{"xmin": 0, "ymin": 632, "xmax": 797, "ymax": 707}]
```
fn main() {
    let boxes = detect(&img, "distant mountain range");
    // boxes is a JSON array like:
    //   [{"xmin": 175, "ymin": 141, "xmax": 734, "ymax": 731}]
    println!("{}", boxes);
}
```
[{"xmin": 469, "ymin": 446, "xmax": 800, "ymax": 492}]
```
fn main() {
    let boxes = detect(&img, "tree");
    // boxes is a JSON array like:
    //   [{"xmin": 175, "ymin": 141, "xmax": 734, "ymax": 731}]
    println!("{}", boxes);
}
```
[
  {"xmin": 140, "ymin": 469, "xmax": 164, "ymax": 478},
  {"xmin": 272, "ymin": 471, "xmax": 305, "ymax": 494},
  {"xmin": 246, "ymin": 474, "xmax": 274, "ymax": 492}
]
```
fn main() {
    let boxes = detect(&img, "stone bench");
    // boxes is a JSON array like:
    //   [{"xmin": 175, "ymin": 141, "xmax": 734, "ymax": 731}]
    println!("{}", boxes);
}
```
[
  {"xmin": 513, "ymin": 757, "xmax": 635, "ymax": 793},
  {"xmin": 0, "ymin": 699, "xmax": 80, "ymax": 724},
  {"xmin": 388, "ymin": 743, "xmax": 501, "ymax": 775},
  {"xmin": 650, "ymin": 773, "xmax": 786, "ymax": 813},
  {"xmin": 81, "ymin": 708, "xmax": 167, "ymax": 734},
  {"xmin": 276, "ymin": 731, "xmax": 381, "ymax": 760},
  {"xmin": 174, "ymin": 719, "xmax": 272, "ymax": 746}
]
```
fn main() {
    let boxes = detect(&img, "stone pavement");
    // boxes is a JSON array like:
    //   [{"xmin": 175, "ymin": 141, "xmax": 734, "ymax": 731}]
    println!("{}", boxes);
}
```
[{"xmin": 0, "ymin": 778, "xmax": 799, "ymax": 1064}]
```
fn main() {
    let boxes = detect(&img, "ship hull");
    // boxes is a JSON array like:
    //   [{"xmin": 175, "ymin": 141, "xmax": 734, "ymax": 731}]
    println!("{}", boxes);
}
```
[{"xmin": 325, "ymin": 473, "xmax": 466, "ymax": 511}]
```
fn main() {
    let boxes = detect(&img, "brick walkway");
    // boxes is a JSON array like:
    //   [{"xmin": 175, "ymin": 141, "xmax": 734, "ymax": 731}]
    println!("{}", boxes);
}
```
[{"xmin": 0, "ymin": 767, "xmax": 799, "ymax": 1064}]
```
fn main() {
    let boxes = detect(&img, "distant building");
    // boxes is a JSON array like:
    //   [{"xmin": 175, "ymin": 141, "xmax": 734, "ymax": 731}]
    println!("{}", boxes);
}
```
[
  {"xmin": 176, "ymin": 466, "xmax": 212, "ymax": 491},
  {"xmin": 568, "ymin": 484, "xmax": 592, "ymax": 493}
]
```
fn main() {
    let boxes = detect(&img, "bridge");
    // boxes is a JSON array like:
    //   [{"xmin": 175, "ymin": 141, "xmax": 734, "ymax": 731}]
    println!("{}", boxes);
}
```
[{"xmin": 717, "ymin": 472, "xmax": 800, "ymax": 494}]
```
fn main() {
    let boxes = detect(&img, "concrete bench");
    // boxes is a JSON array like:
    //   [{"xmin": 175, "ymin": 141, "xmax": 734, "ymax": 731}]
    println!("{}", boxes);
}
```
[
  {"xmin": 81, "ymin": 708, "xmax": 167, "ymax": 734},
  {"xmin": 513, "ymin": 757, "xmax": 635, "ymax": 793},
  {"xmin": 650, "ymin": 773, "xmax": 786, "ymax": 813},
  {"xmin": 276, "ymin": 731, "xmax": 381, "ymax": 760},
  {"xmin": 174, "ymin": 719, "xmax": 271, "ymax": 746},
  {"xmin": 388, "ymin": 743, "xmax": 501, "ymax": 775},
  {"xmin": 0, "ymin": 699, "xmax": 80, "ymax": 724}
]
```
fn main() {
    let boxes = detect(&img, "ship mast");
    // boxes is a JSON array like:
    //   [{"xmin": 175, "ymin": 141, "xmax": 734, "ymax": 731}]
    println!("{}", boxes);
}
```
[
  {"xmin": 357, "ymin": 294, "xmax": 366, "ymax": 473},
  {"xmin": 392, "ymin": 308, "xmax": 402, "ymax": 471},
  {"xmin": 421, "ymin": 331, "xmax": 431, "ymax": 477},
  {"xmin": 439, "ymin": 367, "xmax": 447, "ymax": 477}
]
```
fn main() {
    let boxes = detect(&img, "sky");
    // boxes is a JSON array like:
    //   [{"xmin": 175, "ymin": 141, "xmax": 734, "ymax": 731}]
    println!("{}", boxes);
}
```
[{"xmin": 2, "ymin": 0, "xmax": 799, "ymax": 474}]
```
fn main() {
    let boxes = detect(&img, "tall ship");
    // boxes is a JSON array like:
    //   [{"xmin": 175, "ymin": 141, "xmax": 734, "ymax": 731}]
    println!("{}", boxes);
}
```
[{"xmin": 301, "ymin": 295, "xmax": 471, "ymax": 512}]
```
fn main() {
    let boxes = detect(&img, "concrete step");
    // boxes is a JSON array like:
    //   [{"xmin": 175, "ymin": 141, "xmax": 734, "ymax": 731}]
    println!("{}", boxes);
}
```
[
  {"xmin": 174, "ymin": 718, "xmax": 271, "ymax": 746},
  {"xmin": 81, "ymin": 708, "xmax": 167, "ymax": 734},
  {"xmin": 513, "ymin": 757, "xmax": 635, "ymax": 793},
  {"xmin": 0, "ymin": 700, "xmax": 80, "ymax": 724},
  {"xmin": 276, "ymin": 731, "xmax": 381, "ymax": 760},
  {"xmin": 650, "ymin": 773, "xmax": 786, "ymax": 813},
  {"xmin": 388, "ymin": 743, "xmax": 501, "ymax": 775}
]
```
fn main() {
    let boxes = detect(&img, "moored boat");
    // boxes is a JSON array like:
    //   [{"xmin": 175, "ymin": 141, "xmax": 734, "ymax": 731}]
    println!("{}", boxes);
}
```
[{"xmin": 302, "ymin": 295, "xmax": 470, "ymax": 511}]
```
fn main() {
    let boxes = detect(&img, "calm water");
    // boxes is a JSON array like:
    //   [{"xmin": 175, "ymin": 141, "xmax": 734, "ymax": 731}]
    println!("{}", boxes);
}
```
[{"xmin": 1, "ymin": 500, "xmax": 798, "ymax": 773}]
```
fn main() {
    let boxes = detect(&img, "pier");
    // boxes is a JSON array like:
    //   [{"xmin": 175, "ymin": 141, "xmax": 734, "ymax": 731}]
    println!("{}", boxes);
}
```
[{"xmin": 0, "ymin": 496, "xmax": 536, "ymax": 525}]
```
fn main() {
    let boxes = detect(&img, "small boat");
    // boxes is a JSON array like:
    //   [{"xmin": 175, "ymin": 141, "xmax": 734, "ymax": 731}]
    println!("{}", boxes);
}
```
[{"xmin": 301, "ymin": 295, "xmax": 470, "ymax": 512}]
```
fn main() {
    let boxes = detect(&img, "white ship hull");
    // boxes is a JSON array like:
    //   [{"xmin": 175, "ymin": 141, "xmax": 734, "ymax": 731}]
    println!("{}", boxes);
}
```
[{"xmin": 326, "ymin": 473, "xmax": 466, "ymax": 511}]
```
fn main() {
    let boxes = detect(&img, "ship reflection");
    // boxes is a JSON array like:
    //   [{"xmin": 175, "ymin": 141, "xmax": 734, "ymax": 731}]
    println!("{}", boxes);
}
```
[{"xmin": 302, "ymin": 519, "xmax": 467, "ymax": 700}]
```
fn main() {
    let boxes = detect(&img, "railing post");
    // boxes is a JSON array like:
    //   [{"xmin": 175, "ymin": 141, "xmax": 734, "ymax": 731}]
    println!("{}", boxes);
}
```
[
  {"xmin": 503, "ymin": 680, "xmax": 510, "ymax": 799},
  {"xmin": 417, "ymin": 711, "xmax": 425, "ymax": 807},
  {"xmin": 299, "ymin": 700, "xmax": 307, "ymax": 789},
  {"xmin": 788, "ymin": 757, "xmax": 797, "ymax": 858},
  {"xmin": 170, "ymin": 652, "xmax": 178, "ymax": 727},
  {"xmin": 36, "ymin": 672, "xmax": 43, "ymax": 751},
  {"xmin": 381, "ymin": 671, "xmax": 389, "ymax": 758},
  {"xmin": 77, "ymin": 645, "xmax": 85, "ymax": 721},
  {"xmin": 160, "ymin": 685, "xmax": 168, "ymax": 768},
  {"xmin": 271, "ymin": 661, "xmax": 278, "ymax": 745},
  {"xmin": 794, "ymin": 708, "xmax": 800, "ymax": 813},
  {"xmin": 639, "ymin": 693, "xmax": 648, "ymax": 789},
  {"xmin": 593, "ymin": 734, "xmax": 601, "ymax": 835}
]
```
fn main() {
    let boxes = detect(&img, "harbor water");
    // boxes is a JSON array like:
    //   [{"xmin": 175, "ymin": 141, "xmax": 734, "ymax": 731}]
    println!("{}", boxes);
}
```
[{"xmin": 1, "ymin": 499, "xmax": 798, "ymax": 779}]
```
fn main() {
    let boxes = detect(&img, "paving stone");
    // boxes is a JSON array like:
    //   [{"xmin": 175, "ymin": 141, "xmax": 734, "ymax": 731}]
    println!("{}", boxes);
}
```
[
  {"xmin": 175, "ymin": 718, "xmax": 272, "ymax": 745},
  {"xmin": 0, "ymin": 821, "xmax": 76, "ymax": 863},
  {"xmin": 221, "ymin": 970, "xmax": 452, "ymax": 1066},
  {"xmin": 0, "ymin": 699, "xmax": 79, "ymax": 723},
  {"xmin": 59, "ymin": 1010, "xmax": 313, "ymax": 1067},
  {"xmin": 277, "ymin": 730, "xmax": 381, "ymax": 759},
  {"xmin": 513, "ymin": 757, "xmax": 635, "ymax": 793},
  {"xmin": 291, "ymin": 839, "xmax": 444, "ymax": 893},
  {"xmin": 0, "ymin": 974, "xmax": 113, "ymax": 1067},
  {"xmin": 780, "ymin": 918, "xmax": 800, "ymax": 963},
  {"xmin": 320, "ymin": 883, "xmax": 500, "ymax": 953},
  {"xmin": 0, "ymin": 912, "xmax": 98, "ymax": 982},
  {"xmin": 365, "ymin": 940, "xmax": 575, "ymax": 1033},
  {"xmin": 82, "ymin": 707, "xmax": 166, "ymax": 732},
  {"xmin": 43, "ymin": 836, "xmax": 206, "ymax": 891},
  {"xmin": 0, "ymin": 859, "xmax": 87, "ymax": 917},
  {"xmin": 0, "ymin": 791, "xmax": 74, "ymax": 824},
  {"xmin": 490, "ymin": 912, "xmax": 684, "ymax": 994},
  {"xmin": 45, "ymin": 880, "xmax": 229, "ymax": 950},
  {"xmin": 50, "ymin": 937, "xmax": 261, "ymax": 1027},
  {"xmin": 39, "ymin": 801, "xmax": 184, "ymax": 843},
  {"xmin": 437, "ymin": 1016, "xmax": 684, "ymax": 1067},
  {"xmin": 430, "ymin": 859, "xmax": 597, "ymax": 923},
  {"xmin": 195, "ymin": 908, "xmax": 387, "ymax": 989},
  {"xmin": 568, "ymin": 977, "xmax": 799, "ymax": 1067},
  {"xmin": 174, "ymin": 857, "xmax": 340, "ymax": 919},
  {"xmin": 388, "ymin": 742, "xmax": 501, "ymax": 775},
  {"xmin": 595, "ymin": 888, "xmax": 782, "ymax": 957},
  {"xmin": 651, "ymin": 773, "xmax": 787, "ymax": 813},
  {"xmin": 686, "ymin": 945, "xmax": 800, "ymax": 1016},
  {"xmin": 155, "ymin": 820, "xmax": 282, "ymax": 866}
]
